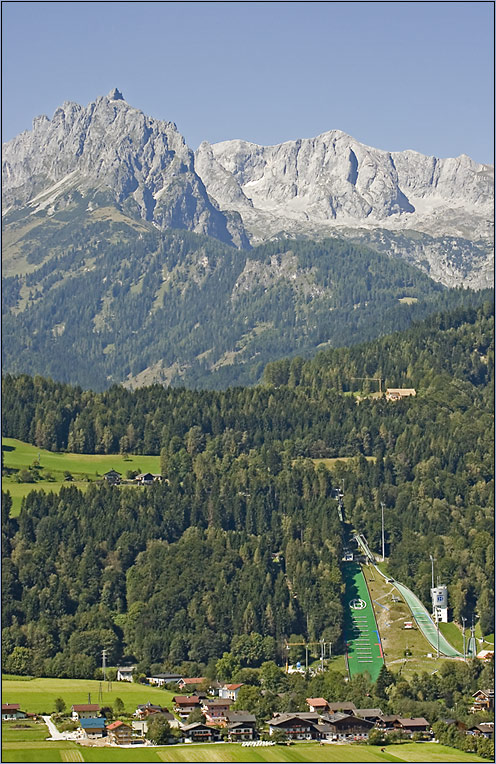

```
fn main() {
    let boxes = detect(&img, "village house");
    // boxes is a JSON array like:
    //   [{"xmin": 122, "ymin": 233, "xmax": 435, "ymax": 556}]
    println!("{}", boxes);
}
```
[
  {"xmin": 305, "ymin": 697, "xmax": 329, "ymax": 713},
  {"xmin": 106, "ymin": 720, "xmax": 133, "ymax": 745},
  {"xmin": 134, "ymin": 472, "xmax": 162, "ymax": 485},
  {"xmin": 395, "ymin": 717, "xmax": 432, "ymax": 737},
  {"xmin": 134, "ymin": 702, "xmax": 172, "ymax": 719},
  {"xmin": 355, "ymin": 707, "xmax": 384, "ymax": 723},
  {"xmin": 376, "ymin": 714, "xmax": 401, "ymax": 731},
  {"xmin": 172, "ymin": 696, "xmax": 201, "ymax": 720},
  {"xmin": 71, "ymin": 704, "xmax": 100, "ymax": 720},
  {"xmin": 147, "ymin": 672, "xmax": 182, "ymax": 686},
  {"xmin": 268, "ymin": 713, "xmax": 320, "ymax": 740},
  {"xmin": 385, "ymin": 388, "xmax": 416, "ymax": 401},
  {"xmin": 132, "ymin": 710, "xmax": 178, "ymax": 737},
  {"xmin": 177, "ymin": 677, "xmax": 207, "ymax": 691},
  {"xmin": 2, "ymin": 704, "xmax": 27, "ymax": 721},
  {"xmin": 102, "ymin": 469, "xmax": 122, "ymax": 485},
  {"xmin": 181, "ymin": 722, "xmax": 218, "ymax": 742},
  {"xmin": 201, "ymin": 698, "xmax": 233, "ymax": 723},
  {"xmin": 226, "ymin": 711, "xmax": 256, "ymax": 741},
  {"xmin": 326, "ymin": 702, "xmax": 358, "ymax": 714},
  {"xmin": 219, "ymin": 683, "xmax": 244, "ymax": 702},
  {"xmin": 467, "ymin": 722, "xmax": 494, "ymax": 740},
  {"xmin": 319, "ymin": 712, "xmax": 374, "ymax": 741},
  {"xmin": 116, "ymin": 666, "xmax": 135, "ymax": 682},
  {"xmin": 79, "ymin": 717, "xmax": 106, "ymax": 739},
  {"xmin": 471, "ymin": 689, "xmax": 494, "ymax": 713}
]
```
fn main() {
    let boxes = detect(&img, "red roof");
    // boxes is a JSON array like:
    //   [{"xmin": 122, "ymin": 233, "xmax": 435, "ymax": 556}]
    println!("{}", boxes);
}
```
[
  {"xmin": 72, "ymin": 704, "xmax": 100, "ymax": 712},
  {"xmin": 107, "ymin": 720, "xmax": 131, "ymax": 730},
  {"xmin": 181, "ymin": 677, "xmax": 206, "ymax": 684},
  {"xmin": 2, "ymin": 704, "xmax": 21, "ymax": 711},
  {"xmin": 306, "ymin": 697, "xmax": 328, "ymax": 706},
  {"xmin": 225, "ymin": 683, "xmax": 243, "ymax": 690}
]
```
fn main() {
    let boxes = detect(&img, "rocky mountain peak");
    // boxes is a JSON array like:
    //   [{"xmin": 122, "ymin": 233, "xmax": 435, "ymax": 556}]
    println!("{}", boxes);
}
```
[
  {"xmin": 2, "ymin": 91, "xmax": 248, "ymax": 247},
  {"xmin": 108, "ymin": 87, "xmax": 124, "ymax": 101}
]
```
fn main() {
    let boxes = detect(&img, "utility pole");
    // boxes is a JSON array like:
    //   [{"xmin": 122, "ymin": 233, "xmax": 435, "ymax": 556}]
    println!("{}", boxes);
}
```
[
  {"xmin": 380, "ymin": 502, "xmax": 385, "ymax": 561},
  {"xmin": 320, "ymin": 639, "xmax": 324, "ymax": 673},
  {"xmin": 462, "ymin": 616, "xmax": 466, "ymax": 662},
  {"xmin": 102, "ymin": 649, "xmax": 107, "ymax": 682}
]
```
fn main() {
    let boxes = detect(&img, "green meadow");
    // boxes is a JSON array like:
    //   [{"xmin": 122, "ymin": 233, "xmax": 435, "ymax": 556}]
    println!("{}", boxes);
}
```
[
  {"xmin": 1, "ymin": 737, "xmax": 487, "ymax": 764},
  {"xmin": 1, "ymin": 438, "xmax": 160, "ymax": 515},
  {"xmin": 2, "ymin": 676, "xmax": 175, "ymax": 715}
]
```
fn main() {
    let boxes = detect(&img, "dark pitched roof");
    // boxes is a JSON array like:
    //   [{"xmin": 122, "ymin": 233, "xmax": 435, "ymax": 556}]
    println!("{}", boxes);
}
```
[
  {"xmin": 182, "ymin": 722, "xmax": 213, "ymax": 732},
  {"xmin": 226, "ymin": 712, "xmax": 256, "ymax": 724},
  {"xmin": 397, "ymin": 717, "xmax": 430, "ymax": 727}
]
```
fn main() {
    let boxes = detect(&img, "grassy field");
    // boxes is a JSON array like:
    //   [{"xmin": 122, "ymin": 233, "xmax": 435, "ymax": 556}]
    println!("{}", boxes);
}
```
[
  {"xmin": 1, "ymin": 720, "xmax": 50, "ymax": 742},
  {"xmin": 2, "ymin": 676, "xmax": 176, "ymax": 715},
  {"xmin": 1, "ymin": 739, "xmax": 487, "ymax": 763},
  {"xmin": 439, "ymin": 622, "xmax": 468, "ymax": 653},
  {"xmin": 2, "ymin": 438, "xmax": 160, "ymax": 515}
]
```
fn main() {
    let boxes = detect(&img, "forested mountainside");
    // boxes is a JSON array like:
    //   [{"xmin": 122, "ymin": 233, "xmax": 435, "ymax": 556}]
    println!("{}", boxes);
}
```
[
  {"xmin": 2, "ymin": 220, "xmax": 492, "ymax": 390},
  {"xmin": 2, "ymin": 300, "xmax": 493, "ymax": 678}
]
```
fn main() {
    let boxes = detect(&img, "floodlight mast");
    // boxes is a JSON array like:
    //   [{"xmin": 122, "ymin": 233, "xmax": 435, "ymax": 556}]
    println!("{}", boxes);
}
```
[
  {"xmin": 462, "ymin": 616, "xmax": 466, "ymax": 662},
  {"xmin": 380, "ymin": 502, "xmax": 385, "ymax": 561}
]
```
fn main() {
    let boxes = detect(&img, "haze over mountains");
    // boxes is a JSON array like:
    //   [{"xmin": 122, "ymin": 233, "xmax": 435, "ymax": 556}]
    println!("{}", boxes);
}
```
[{"xmin": 2, "ymin": 90, "xmax": 494, "ymax": 390}]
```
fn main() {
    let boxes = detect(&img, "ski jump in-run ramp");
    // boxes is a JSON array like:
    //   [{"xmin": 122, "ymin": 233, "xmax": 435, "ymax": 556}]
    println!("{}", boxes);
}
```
[
  {"xmin": 354, "ymin": 533, "xmax": 463, "ymax": 658},
  {"xmin": 342, "ymin": 562, "xmax": 384, "ymax": 682}
]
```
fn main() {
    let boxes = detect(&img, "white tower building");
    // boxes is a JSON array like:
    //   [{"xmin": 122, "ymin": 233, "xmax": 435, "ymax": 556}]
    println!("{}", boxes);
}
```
[{"xmin": 431, "ymin": 585, "xmax": 449, "ymax": 623}]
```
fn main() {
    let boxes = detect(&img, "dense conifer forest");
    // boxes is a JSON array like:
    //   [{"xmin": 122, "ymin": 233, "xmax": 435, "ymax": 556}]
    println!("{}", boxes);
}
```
[{"xmin": 2, "ymin": 299, "xmax": 494, "ymax": 699}]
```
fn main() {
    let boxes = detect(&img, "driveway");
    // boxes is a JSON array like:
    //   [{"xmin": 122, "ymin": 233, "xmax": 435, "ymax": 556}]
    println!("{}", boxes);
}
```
[{"xmin": 42, "ymin": 715, "xmax": 80, "ymax": 741}]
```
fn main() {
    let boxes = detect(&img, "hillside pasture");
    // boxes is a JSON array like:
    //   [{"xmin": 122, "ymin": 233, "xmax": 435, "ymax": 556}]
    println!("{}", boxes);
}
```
[
  {"xmin": 1, "ymin": 676, "xmax": 175, "ymax": 716},
  {"xmin": 1, "ymin": 438, "xmax": 160, "ymax": 515}
]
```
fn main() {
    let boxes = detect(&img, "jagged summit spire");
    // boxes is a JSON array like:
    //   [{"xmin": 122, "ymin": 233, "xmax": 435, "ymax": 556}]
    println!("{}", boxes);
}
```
[{"xmin": 107, "ymin": 88, "xmax": 124, "ymax": 101}]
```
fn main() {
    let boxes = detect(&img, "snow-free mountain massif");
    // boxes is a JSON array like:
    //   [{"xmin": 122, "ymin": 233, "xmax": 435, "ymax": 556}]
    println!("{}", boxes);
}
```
[{"xmin": 2, "ymin": 90, "xmax": 494, "ymax": 389}]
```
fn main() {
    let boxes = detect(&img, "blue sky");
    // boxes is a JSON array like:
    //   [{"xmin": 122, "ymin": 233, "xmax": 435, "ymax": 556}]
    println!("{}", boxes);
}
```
[{"xmin": 2, "ymin": 1, "xmax": 494, "ymax": 163}]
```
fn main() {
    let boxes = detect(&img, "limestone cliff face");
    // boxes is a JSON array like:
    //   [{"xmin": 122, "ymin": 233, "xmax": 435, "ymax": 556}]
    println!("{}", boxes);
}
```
[
  {"xmin": 2, "ymin": 89, "xmax": 248, "ymax": 247},
  {"xmin": 195, "ymin": 132, "xmax": 494, "ymax": 286},
  {"xmin": 195, "ymin": 130, "xmax": 493, "ymax": 235}
]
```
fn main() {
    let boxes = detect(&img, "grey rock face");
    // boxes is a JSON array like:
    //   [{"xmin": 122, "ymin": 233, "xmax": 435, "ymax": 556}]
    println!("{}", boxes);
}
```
[
  {"xmin": 195, "ymin": 131, "xmax": 494, "ymax": 286},
  {"xmin": 2, "ymin": 90, "xmax": 248, "ymax": 247}
]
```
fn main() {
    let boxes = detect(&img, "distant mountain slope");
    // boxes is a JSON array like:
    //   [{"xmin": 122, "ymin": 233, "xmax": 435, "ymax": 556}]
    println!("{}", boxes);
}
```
[
  {"xmin": 195, "ymin": 132, "xmax": 494, "ymax": 287},
  {"xmin": 2, "ymin": 219, "xmax": 492, "ymax": 390}
]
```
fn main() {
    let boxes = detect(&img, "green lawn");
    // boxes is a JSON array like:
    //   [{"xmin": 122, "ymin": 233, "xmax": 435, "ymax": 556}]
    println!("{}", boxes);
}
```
[
  {"xmin": 387, "ymin": 742, "xmax": 486, "ymax": 762},
  {"xmin": 2, "ymin": 676, "xmax": 176, "ymax": 716},
  {"xmin": 2, "ymin": 740, "xmax": 484, "ymax": 763},
  {"xmin": 2, "ymin": 438, "xmax": 160, "ymax": 515},
  {"xmin": 1, "ymin": 720, "xmax": 50, "ymax": 742},
  {"xmin": 1, "ymin": 741, "xmax": 487, "ymax": 763}
]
